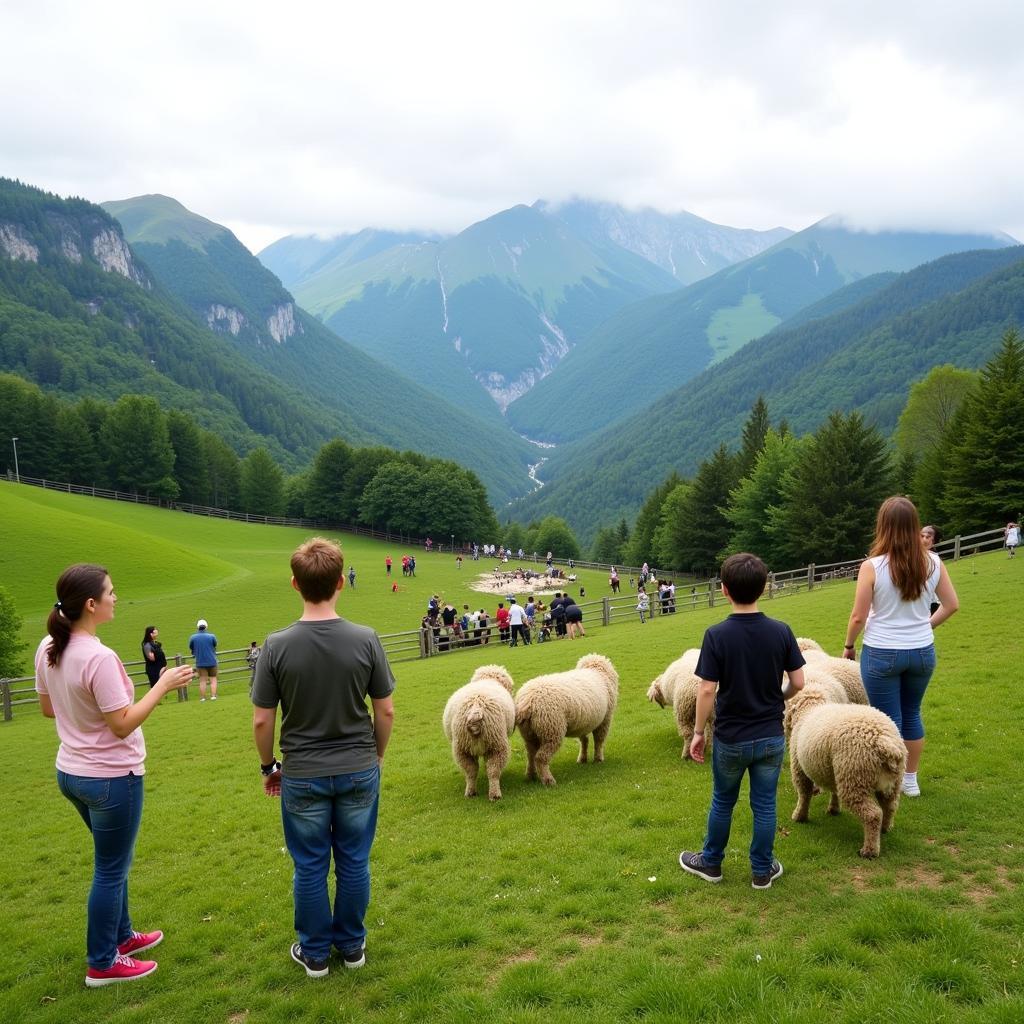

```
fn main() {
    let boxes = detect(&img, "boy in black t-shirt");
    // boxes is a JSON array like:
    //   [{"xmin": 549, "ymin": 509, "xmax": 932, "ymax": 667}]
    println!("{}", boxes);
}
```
[{"xmin": 679, "ymin": 553, "xmax": 805, "ymax": 890}]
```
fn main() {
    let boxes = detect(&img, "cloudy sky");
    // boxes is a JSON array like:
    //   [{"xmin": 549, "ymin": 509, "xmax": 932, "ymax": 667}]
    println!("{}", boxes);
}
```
[{"xmin": 3, "ymin": 1, "xmax": 1023, "ymax": 252}]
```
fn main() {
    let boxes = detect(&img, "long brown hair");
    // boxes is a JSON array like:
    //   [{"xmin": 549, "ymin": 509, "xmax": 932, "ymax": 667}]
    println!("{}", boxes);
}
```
[
  {"xmin": 46, "ymin": 564, "xmax": 109, "ymax": 667},
  {"xmin": 869, "ymin": 497, "xmax": 931, "ymax": 601}
]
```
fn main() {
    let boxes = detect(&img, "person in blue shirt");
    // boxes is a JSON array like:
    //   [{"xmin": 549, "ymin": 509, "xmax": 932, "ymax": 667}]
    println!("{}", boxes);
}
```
[{"xmin": 188, "ymin": 619, "xmax": 219, "ymax": 702}]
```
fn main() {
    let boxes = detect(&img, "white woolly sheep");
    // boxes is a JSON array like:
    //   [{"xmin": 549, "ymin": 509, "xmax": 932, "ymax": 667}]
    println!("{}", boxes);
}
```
[
  {"xmin": 784, "ymin": 688, "xmax": 906, "ymax": 858},
  {"xmin": 801, "ymin": 662, "xmax": 850, "ymax": 705},
  {"xmin": 515, "ymin": 653, "xmax": 619, "ymax": 786},
  {"xmin": 796, "ymin": 637, "xmax": 825, "ymax": 654},
  {"xmin": 442, "ymin": 664, "xmax": 516, "ymax": 800},
  {"xmin": 645, "ymin": 649, "xmax": 713, "ymax": 760},
  {"xmin": 803, "ymin": 650, "xmax": 869, "ymax": 704}
]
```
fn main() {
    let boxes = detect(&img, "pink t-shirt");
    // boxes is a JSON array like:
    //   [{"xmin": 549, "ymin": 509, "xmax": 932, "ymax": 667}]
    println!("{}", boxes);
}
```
[{"xmin": 35, "ymin": 633, "xmax": 146, "ymax": 777}]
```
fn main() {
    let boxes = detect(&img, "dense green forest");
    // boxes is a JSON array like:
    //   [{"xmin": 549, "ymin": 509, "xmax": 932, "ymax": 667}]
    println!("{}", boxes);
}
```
[
  {"xmin": 514, "ymin": 247, "xmax": 1024, "ymax": 541},
  {"xmin": 0, "ymin": 374, "xmax": 500, "ymax": 541}
]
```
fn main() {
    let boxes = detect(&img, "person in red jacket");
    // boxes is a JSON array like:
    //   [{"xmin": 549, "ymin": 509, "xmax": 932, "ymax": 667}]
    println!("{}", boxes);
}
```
[{"xmin": 495, "ymin": 602, "xmax": 510, "ymax": 644}]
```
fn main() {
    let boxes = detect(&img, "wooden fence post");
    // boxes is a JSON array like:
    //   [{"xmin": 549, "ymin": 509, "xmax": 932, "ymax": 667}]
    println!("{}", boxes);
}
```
[
  {"xmin": 1, "ymin": 678, "xmax": 11, "ymax": 722},
  {"xmin": 807, "ymin": 564, "xmax": 815, "ymax": 591},
  {"xmin": 602, "ymin": 597, "xmax": 611, "ymax": 626},
  {"xmin": 953, "ymin": 535, "xmax": 961, "ymax": 561},
  {"xmin": 173, "ymin": 653, "xmax": 190, "ymax": 701}
]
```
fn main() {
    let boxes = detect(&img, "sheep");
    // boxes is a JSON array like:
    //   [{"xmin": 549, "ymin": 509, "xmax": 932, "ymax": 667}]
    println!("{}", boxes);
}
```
[
  {"xmin": 442, "ymin": 664, "xmax": 516, "ymax": 800},
  {"xmin": 515, "ymin": 653, "xmax": 619, "ymax": 786},
  {"xmin": 803, "ymin": 649, "xmax": 869, "ymax": 704},
  {"xmin": 646, "ymin": 649, "xmax": 713, "ymax": 760},
  {"xmin": 784, "ymin": 688, "xmax": 906, "ymax": 858},
  {"xmin": 801, "ymin": 662, "xmax": 850, "ymax": 705},
  {"xmin": 796, "ymin": 637, "xmax": 825, "ymax": 654}
]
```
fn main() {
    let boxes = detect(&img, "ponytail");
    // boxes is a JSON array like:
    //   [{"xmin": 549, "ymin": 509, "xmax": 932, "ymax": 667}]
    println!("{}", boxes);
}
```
[{"xmin": 46, "ymin": 564, "xmax": 109, "ymax": 667}]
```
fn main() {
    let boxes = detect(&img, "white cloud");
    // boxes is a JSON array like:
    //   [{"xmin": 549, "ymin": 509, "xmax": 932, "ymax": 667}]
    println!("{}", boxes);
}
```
[{"xmin": 2, "ymin": 0, "xmax": 1023, "ymax": 252}]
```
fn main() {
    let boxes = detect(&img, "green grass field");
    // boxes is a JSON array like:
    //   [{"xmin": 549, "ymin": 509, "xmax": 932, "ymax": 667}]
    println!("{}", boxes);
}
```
[{"xmin": 2, "ymin": 482, "xmax": 1023, "ymax": 1024}]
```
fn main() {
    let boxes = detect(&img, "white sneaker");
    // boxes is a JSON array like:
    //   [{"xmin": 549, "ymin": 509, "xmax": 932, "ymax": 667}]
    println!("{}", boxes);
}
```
[
  {"xmin": 200, "ymin": 698, "xmax": 206, "ymax": 702},
  {"xmin": 211, "ymin": 696, "xmax": 217, "ymax": 701},
  {"xmin": 901, "ymin": 775, "xmax": 921, "ymax": 797}
]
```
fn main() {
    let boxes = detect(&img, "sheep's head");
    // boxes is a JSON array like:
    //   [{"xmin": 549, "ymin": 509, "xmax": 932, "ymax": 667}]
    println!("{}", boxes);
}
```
[
  {"xmin": 795, "ymin": 637, "xmax": 824, "ymax": 654},
  {"xmin": 646, "ymin": 677, "xmax": 666, "ymax": 707},
  {"xmin": 470, "ymin": 664, "xmax": 514, "ymax": 693},
  {"xmin": 784, "ymin": 687, "xmax": 827, "ymax": 738}
]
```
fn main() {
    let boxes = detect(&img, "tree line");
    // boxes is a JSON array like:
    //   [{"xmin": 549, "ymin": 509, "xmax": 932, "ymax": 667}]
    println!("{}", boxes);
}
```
[{"xmin": 0, "ymin": 374, "xmax": 500, "ymax": 541}]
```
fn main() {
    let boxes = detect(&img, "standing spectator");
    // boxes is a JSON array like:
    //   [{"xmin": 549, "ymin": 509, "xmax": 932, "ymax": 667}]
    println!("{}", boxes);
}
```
[
  {"xmin": 669, "ymin": 581, "xmax": 677, "ymax": 613},
  {"xmin": 546, "ymin": 551, "xmax": 553, "ymax": 570},
  {"xmin": 385, "ymin": 556, "xmax": 392, "ymax": 577},
  {"xmin": 246, "ymin": 641, "xmax": 261, "ymax": 691},
  {"xmin": 456, "ymin": 555, "xmax": 463, "ymax": 570},
  {"xmin": 141, "ymin": 626, "xmax": 167, "ymax": 689},
  {"xmin": 550, "ymin": 592, "xmax": 567, "ymax": 638},
  {"xmin": 678, "ymin": 553, "xmax": 805, "ymax": 890},
  {"xmin": 189, "ymin": 619, "xmax": 218, "ymax": 702},
  {"xmin": 563, "ymin": 595, "xmax": 585, "ymax": 639},
  {"xmin": 252, "ymin": 538, "xmax": 394, "ymax": 978},
  {"xmin": 920, "ymin": 526, "xmax": 942, "ymax": 615},
  {"xmin": 478, "ymin": 608, "xmax": 490, "ymax": 645},
  {"xmin": 495, "ymin": 602, "xmax": 510, "ymax": 644},
  {"xmin": 525, "ymin": 596, "xmax": 537, "ymax": 636},
  {"xmin": 637, "ymin": 589, "xmax": 650, "ymax": 624},
  {"xmin": 843, "ymin": 496, "xmax": 959, "ymax": 797},
  {"xmin": 408, "ymin": 555, "xmax": 416, "ymax": 577},
  {"xmin": 348, "ymin": 566, "xmax": 356, "ymax": 589},
  {"xmin": 36, "ymin": 564, "xmax": 192, "ymax": 987},
  {"xmin": 401, "ymin": 556, "xmax": 409, "ymax": 577},
  {"xmin": 1005, "ymin": 520, "xmax": 1020, "ymax": 558},
  {"xmin": 508, "ymin": 599, "xmax": 528, "ymax": 647},
  {"xmin": 440, "ymin": 602, "xmax": 458, "ymax": 651},
  {"xmin": 609, "ymin": 568, "xmax": 620, "ymax": 593}
]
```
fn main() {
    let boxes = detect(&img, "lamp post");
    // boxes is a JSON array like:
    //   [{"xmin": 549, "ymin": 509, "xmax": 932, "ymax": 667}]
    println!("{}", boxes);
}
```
[
  {"xmin": 450, "ymin": 533, "xmax": 455, "ymax": 554},
  {"xmin": 11, "ymin": 437, "xmax": 19, "ymax": 483}
]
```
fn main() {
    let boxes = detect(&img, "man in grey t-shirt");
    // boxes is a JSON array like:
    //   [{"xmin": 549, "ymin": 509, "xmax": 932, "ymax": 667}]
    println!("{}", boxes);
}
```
[{"xmin": 252, "ymin": 538, "xmax": 395, "ymax": 979}]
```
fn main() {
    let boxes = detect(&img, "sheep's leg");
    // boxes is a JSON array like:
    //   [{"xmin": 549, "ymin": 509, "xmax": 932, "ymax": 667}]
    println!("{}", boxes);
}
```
[
  {"xmin": 827, "ymin": 791, "xmax": 840, "ymax": 815},
  {"xmin": 592, "ymin": 716, "xmax": 612, "ymax": 762},
  {"xmin": 878, "ymin": 788, "xmax": 900, "ymax": 833},
  {"xmin": 485, "ymin": 740, "xmax": 509, "ymax": 801},
  {"xmin": 791, "ymin": 762, "xmax": 814, "ymax": 822},
  {"xmin": 680, "ymin": 724, "xmax": 695, "ymax": 760},
  {"xmin": 577, "ymin": 734, "xmax": 589, "ymax": 764},
  {"xmin": 842, "ymin": 790, "xmax": 883, "ymax": 858},
  {"xmin": 534, "ymin": 735, "xmax": 564, "ymax": 786},
  {"xmin": 455, "ymin": 749, "xmax": 479, "ymax": 798},
  {"xmin": 522, "ymin": 729, "xmax": 540, "ymax": 782}
]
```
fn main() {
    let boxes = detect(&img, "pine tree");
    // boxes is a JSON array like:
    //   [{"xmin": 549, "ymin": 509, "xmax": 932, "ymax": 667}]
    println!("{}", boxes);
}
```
[
  {"xmin": 737, "ymin": 396, "xmax": 771, "ymax": 479},
  {"xmin": 304, "ymin": 439, "xmax": 354, "ymax": 520},
  {"xmin": 0, "ymin": 585, "xmax": 28, "ymax": 678},
  {"xmin": 239, "ymin": 447, "xmax": 285, "ymax": 516},
  {"xmin": 941, "ymin": 329, "xmax": 1024, "ymax": 532},
  {"xmin": 769, "ymin": 412, "xmax": 893, "ymax": 565},
  {"xmin": 673, "ymin": 445, "xmax": 741, "ymax": 574},
  {"xmin": 100, "ymin": 396, "xmax": 179, "ymax": 498},
  {"xmin": 624, "ymin": 473, "xmax": 683, "ymax": 566},
  {"xmin": 167, "ymin": 411, "xmax": 211, "ymax": 504}
]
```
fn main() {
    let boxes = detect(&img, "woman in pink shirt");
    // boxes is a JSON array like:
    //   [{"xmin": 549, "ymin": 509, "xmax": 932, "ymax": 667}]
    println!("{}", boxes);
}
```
[{"xmin": 36, "ymin": 564, "xmax": 191, "ymax": 988}]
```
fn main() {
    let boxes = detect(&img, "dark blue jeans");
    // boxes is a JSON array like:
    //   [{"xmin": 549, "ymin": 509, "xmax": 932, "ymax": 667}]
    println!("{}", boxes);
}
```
[
  {"xmin": 860, "ymin": 644, "xmax": 935, "ymax": 741},
  {"xmin": 58, "ymin": 771, "xmax": 144, "ymax": 970},
  {"xmin": 702, "ymin": 736, "xmax": 785, "ymax": 875},
  {"xmin": 281, "ymin": 765, "xmax": 381, "ymax": 960}
]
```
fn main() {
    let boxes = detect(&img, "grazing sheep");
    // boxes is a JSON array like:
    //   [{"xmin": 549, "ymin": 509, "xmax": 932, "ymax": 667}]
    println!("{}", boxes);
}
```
[
  {"xmin": 803, "ymin": 650, "xmax": 869, "ymax": 704},
  {"xmin": 646, "ymin": 649, "xmax": 713, "ymax": 759},
  {"xmin": 442, "ymin": 665, "xmax": 516, "ymax": 800},
  {"xmin": 796, "ymin": 637, "xmax": 825, "ymax": 654},
  {"xmin": 785, "ymin": 688, "xmax": 906, "ymax": 858},
  {"xmin": 801, "ymin": 662, "xmax": 850, "ymax": 705},
  {"xmin": 515, "ymin": 654, "xmax": 619, "ymax": 786}
]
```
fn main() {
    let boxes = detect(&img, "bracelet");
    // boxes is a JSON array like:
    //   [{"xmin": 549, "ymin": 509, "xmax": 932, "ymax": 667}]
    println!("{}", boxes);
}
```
[
  {"xmin": 260, "ymin": 758, "xmax": 281, "ymax": 776},
  {"xmin": 843, "ymin": 644, "xmax": 855, "ymax": 650}
]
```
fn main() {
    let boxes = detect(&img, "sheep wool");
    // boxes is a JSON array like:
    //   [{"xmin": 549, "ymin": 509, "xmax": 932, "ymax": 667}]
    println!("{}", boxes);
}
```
[
  {"xmin": 515, "ymin": 653, "xmax": 619, "ymax": 786},
  {"xmin": 646, "ymin": 649, "xmax": 714, "ymax": 760},
  {"xmin": 442, "ymin": 665, "xmax": 516, "ymax": 801},
  {"xmin": 785, "ymin": 688, "xmax": 906, "ymax": 858},
  {"xmin": 802, "ymin": 650, "xmax": 869, "ymax": 704}
]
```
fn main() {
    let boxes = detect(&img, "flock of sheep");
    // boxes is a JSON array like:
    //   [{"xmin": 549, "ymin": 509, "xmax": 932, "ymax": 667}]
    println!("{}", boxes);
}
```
[{"xmin": 442, "ymin": 639, "xmax": 907, "ymax": 859}]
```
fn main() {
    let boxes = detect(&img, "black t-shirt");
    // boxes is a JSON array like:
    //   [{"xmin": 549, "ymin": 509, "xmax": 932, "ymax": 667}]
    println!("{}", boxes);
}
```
[
  {"xmin": 441, "ymin": 606, "xmax": 457, "ymax": 626},
  {"xmin": 695, "ymin": 612, "xmax": 804, "ymax": 744},
  {"xmin": 550, "ymin": 599, "xmax": 565, "ymax": 620}
]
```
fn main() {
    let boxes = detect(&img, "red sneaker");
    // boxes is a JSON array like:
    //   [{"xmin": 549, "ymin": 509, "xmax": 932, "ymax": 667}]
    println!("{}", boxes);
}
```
[
  {"xmin": 118, "ymin": 930, "xmax": 164, "ymax": 956},
  {"xmin": 85, "ymin": 953, "xmax": 158, "ymax": 987}
]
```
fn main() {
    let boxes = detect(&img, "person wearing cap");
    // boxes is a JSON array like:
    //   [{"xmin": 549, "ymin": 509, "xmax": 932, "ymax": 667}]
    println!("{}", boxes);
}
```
[{"xmin": 188, "ymin": 619, "xmax": 219, "ymax": 701}]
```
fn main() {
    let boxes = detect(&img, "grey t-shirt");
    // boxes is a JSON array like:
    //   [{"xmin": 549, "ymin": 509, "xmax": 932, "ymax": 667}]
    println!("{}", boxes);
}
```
[{"xmin": 251, "ymin": 618, "xmax": 396, "ymax": 778}]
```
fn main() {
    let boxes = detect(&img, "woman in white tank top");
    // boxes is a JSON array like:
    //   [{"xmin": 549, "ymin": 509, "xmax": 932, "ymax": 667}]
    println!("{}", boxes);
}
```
[{"xmin": 842, "ymin": 497, "xmax": 959, "ymax": 797}]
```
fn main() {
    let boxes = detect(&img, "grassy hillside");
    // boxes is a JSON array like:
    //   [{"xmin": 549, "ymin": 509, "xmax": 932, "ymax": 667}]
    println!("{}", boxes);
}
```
[
  {"xmin": 2, "ymin": 483, "xmax": 1022, "ymax": 1023},
  {"xmin": 515, "ymin": 247, "xmax": 1024, "ymax": 539},
  {"xmin": 506, "ymin": 223, "xmax": 1016, "ymax": 445}
]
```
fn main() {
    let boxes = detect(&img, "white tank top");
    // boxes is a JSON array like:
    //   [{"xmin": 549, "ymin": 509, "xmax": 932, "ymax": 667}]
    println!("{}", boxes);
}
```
[{"xmin": 863, "ymin": 552, "xmax": 940, "ymax": 649}]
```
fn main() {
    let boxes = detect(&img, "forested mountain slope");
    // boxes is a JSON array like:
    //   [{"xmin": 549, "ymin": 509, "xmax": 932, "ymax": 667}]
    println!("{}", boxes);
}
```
[
  {"xmin": 513, "ymin": 246, "xmax": 1024, "ymax": 539},
  {"xmin": 505, "ymin": 220, "xmax": 1016, "ymax": 444},
  {"xmin": 99, "ymin": 193, "xmax": 538, "ymax": 501}
]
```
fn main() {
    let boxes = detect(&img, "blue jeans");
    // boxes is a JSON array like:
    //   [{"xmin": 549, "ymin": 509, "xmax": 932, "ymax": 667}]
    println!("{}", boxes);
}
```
[
  {"xmin": 702, "ymin": 736, "xmax": 785, "ymax": 875},
  {"xmin": 57, "ymin": 771, "xmax": 144, "ymax": 970},
  {"xmin": 860, "ymin": 644, "xmax": 935, "ymax": 741},
  {"xmin": 281, "ymin": 765, "xmax": 381, "ymax": 960}
]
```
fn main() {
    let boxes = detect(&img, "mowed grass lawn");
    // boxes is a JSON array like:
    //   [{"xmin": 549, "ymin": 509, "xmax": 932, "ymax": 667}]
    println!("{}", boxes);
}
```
[{"xmin": 1, "ymin": 482, "xmax": 1023, "ymax": 1024}]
